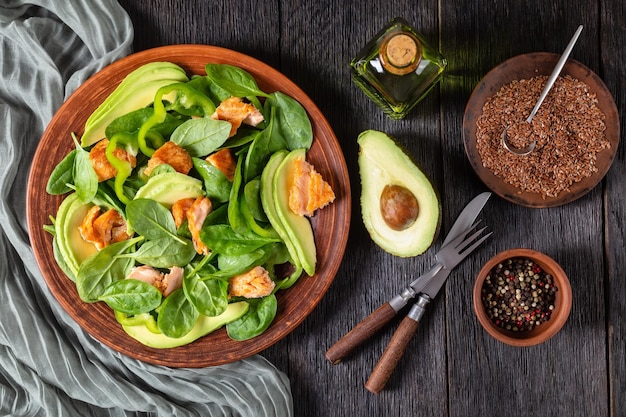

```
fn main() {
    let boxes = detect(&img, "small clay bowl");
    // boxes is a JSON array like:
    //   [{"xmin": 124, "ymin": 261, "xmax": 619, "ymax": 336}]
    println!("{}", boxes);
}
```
[{"xmin": 473, "ymin": 248, "xmax": 572, "ymax": 347}]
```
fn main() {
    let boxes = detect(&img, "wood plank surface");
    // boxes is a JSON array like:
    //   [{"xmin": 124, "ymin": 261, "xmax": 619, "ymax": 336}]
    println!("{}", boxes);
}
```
[
  {"xmin": 601, "ymin": 0, "xmax": 626, "ymax": 415},
  {"xmin": 440, "ymin": 1, "xmax": 609, "ymax": 416},
  {"xmin": 118, "ymin": 1, "xmax": 624, "ymax": 415}
]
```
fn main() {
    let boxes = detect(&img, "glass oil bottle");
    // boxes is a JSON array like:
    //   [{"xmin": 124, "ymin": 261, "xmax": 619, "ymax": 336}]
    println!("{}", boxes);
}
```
[{"xmin": 351, "ymin": 17, "xmax": 447, "ymax": 120}]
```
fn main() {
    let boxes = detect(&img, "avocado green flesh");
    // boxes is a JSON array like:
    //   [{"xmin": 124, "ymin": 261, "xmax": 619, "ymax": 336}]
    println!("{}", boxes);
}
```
[
  {"xmin": 53, "ymin": 193, "xmax": 98, "ymax": 279},
  {"xmin": 82, "ymin": 63, "xmax": 189, "ymax": 147},
  {"xmin": 86, "ymin": 62, "xmax": 186, "ymax": 124},
  {"xmin": 121, "ymin": 301, "xmax": 249, "ymax": 348},
  {"xmin": 358, "ymin": 130, "xmax": 440, "ymax": 258},
  {"xmin": 260, "ymin": 151, "xmax": 302, "ymax": 269},
  {"xmin": 272, "ymin": 149, "xmax": 316, "ymax": 276},
  {"xmin": 133, "ymin": 171, "xmax": 204, "ymax": 208}
]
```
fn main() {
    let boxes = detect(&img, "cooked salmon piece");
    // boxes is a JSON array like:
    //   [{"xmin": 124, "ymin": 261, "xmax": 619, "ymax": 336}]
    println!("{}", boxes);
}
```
[
  {"xmin": 171, "ymin": 197, "xmax": 195, "ymax": 229},
  {"xmin": 229, "ymin": 266, "xmax": 275, "ymax": 299},
  {"xmin": 288, "ymin": 157, "xmax": 335, "ymax": 217},
  {"xmin": 78, "ymin": 206, "xmax": 102, "ymax": 246},
  {"xmin": 144, "ymin": 141, "xmax": 193, "ymax": 176},
  {"xmin": 206, "ymin": 148, "xmax": 236, "ymax": 181},
  {"xmin": 127, "ymin": 265, "xmax": 183, "ymax": 297},
  {"xmin": 78, "ymin": 206, "xmax": 131, "ymax": 250},
  {"xmin": 161, "ymin": 266, "xmax": 184, "ymax": 296},
  {"xmin": 186, "ymin": 196, "xmax": 212, "ymax": 255},
  {"xmin": 127, "ymin": 265, "xmax": 162, "ymax": 284},
  {"xmin": 211, "ymin": 96, "xmax": 264, "ymax": 137},
  {"xmin": 89, "ymin": 138, "xmax": 137, "ymax": 182}
]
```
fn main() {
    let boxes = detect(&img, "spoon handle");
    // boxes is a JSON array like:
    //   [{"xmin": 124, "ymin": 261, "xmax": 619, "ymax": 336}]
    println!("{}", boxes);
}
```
[{"xmin": 527, "ymin": 24, "xmax": 583, "ymax": 122}]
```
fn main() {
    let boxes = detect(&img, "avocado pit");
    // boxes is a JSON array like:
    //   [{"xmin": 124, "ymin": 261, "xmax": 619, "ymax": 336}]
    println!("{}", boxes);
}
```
[{"xmin": 380, "ymin": 184, "xmax": 419, "ymax": 231}]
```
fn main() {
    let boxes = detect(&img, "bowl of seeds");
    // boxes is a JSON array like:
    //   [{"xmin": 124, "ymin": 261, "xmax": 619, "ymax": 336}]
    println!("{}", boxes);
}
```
[
  {"xmin": 473, "ymin": 248, "xmax": 572, "ymax": 346},
  {"xmin": 463, "ymin": 52, "xmax": 619, "ymax": 208}
]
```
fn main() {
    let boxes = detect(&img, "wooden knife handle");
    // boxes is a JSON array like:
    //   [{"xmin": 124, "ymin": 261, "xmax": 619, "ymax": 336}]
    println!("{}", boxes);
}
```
[
  {"xmin": 365, "ymin": 315, "xmax": 420, "ymax": 394},
  {"xmin": 325, "ymin": 303, "xmax": 397, "ymax": 364}
]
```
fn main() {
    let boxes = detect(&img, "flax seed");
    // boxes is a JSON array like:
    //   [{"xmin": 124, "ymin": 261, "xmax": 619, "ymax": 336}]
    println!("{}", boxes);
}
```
[{"xmin": 475, "ymin": 75, "xmax": 609, "ymax": 198}]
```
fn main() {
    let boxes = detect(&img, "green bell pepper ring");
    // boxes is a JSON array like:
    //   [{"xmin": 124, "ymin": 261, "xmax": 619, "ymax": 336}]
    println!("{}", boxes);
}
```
[
  {"xmin": 115, "ymin": 310, "xmax": 160, "ymax": 334},
  {"xmin": 106, "ymin": 132, "xmax": 136, "ymax": 205},
  {"xmin": 137, "ymin": 82, "xmax": 216, "ymax": 157}
]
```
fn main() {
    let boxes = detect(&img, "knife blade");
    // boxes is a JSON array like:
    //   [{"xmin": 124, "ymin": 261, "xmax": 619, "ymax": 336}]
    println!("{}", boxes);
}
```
[
  {"xmin": 364, "ymin": 196, "xmax": 492, "ymax": 394},
  {"xmin": 325, "ymin": 192, "xmax": 492, "ymax": 365},
  {"xmin": 388, "ymin": 191, "xmax": 492, "ymax": 311}
]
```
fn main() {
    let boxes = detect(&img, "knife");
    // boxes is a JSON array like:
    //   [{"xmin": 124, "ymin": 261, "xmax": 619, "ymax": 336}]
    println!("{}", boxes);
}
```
[
  {"xmin": 325, "ymin": 192, "xmax": 492, "ymax": 365},
  {"xmin": 364, "ymin": 194, "xmax": 492, "ymax": 394}
]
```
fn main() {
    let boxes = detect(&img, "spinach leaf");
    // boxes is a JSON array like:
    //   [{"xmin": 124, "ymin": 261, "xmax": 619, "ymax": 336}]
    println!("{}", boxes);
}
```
[
  {"xmin": 203, "ymin": 203, "xmax": 229, "ymax": 226},
  {"xmin": 192, "ymin": 157, "xmax": 232, "ymax": 203},
  {"xmin": 185, "ymin": 74, "xmax": 213, "ymax": 98},
  {"xmin": 263, "ymin": 242, "xmax": 292, "ymax": 267},
  {"xmin": 105, "ymin": 108, "xmax": 184, "ymax": 139},
  {"xmin": 226, "ymin": 294, "xmax": 277, "ymax": 341},
  {"xmin": 216, "ymin": 246, "xmax": 270, "ymax": 277},
  {"xmin": 244, "ymin": 122, "xmax": 286, "ymax": 182},
  {"xmin": 183, "ymin": 273, "xmax": 228, "ymax": 317},
  {"xmin": 244, "ymin": 178, "xmax": 268, "ymax": 222},
  {"xmin": 132, "ymin": 237, "xmax": 197, "ymax": 268},
  {"xmin": 98, "ymin": 279, "xmax": 162, "ymax": 315},
  {"xmin": 76, "ymin": 237, "xmax": 141, "ymax": 302},
  {"xmin": 46, "ymin": 149, "xmax": 76, "ymax": 195},
  {"xmin": 170, "ymin": 118, "xmax": 231, "ymax": 157},
  {"xmin": 92, "ymin": 182, "xmax": 126, "ymax": 216},
  {"xmin": 266, "ymin": 91, "xmax": 313, "ymax": 150},
  {"xmin": 228, "ymin": 154, "xmax": 248, "ymax": 234},
  {"xmin": 205, "ymin": 64, "xmax": 269, "ymax": 98},
  {"xmin": 157, "ymin": 288, "xmax": 199, "ymax": 338},
  {"xmin": 224, "ymin": 128, "xmax": 260, "ymax": 149},
  {"xmin": 201, "ymin": 224, "xmax": 280, "ymax": 256},
  {"xmin": 72, "ymin": 135, "xmax": 98, "ymax": 203},
  {"xmin": 126, "ymin": 198, "xmax": 182, "ymax": 242}
]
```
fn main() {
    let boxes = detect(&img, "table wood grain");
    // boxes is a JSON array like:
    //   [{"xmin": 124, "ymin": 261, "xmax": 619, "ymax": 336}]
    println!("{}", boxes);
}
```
[{"xmin": 119, "ymin": 1, "xmax": 625, "ymax": 415}]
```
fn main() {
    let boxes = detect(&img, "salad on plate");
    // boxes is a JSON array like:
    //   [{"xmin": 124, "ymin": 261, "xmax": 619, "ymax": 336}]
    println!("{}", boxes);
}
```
[{"xmin": 44, "ymin": 61, "xmax": 335, "ymax": 348}]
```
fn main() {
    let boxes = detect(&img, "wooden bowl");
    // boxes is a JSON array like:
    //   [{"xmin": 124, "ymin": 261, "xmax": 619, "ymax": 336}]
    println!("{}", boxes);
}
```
[
  {"xmin": 473, "ymin": 249, "xmax": 572, "ymax": 347},
  {"xmin": 26, "ymin": 45, "xmax": 351, "ymax": 367},
  {"xmin": 463, "ymin": 52, "xmax": 619, "ymax": 208}
]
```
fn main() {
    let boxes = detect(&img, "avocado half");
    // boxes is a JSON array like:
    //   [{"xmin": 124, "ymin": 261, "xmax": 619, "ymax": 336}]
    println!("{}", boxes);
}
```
[{"xmin": 357, "ymin": 130, "xmax": 440, "ymax": 257}]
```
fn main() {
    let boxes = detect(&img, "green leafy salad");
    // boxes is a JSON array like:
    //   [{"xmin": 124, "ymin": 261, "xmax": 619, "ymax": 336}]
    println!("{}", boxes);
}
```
[{"xmin": 44, "ymin": 61, "xmax": 335, "ymax": 347}]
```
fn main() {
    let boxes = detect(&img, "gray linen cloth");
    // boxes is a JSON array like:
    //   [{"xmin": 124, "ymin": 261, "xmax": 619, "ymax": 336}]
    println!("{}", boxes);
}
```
[{"xmin": 0, "ymin": 1, "xmax": 293, "ymax": 416}]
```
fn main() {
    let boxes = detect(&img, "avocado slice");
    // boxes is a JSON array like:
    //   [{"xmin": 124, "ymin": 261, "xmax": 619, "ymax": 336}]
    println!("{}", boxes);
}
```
[
  {"xmin": 358, "ymin": 130, "xmax": 440, "ymax": 257},
  {"xmin": 260, "ymin": 151, "xmax": 303, "ymax": 267},
  {"xmin": 133, "ymin": 171, "xmax": 204, "ymax": 208},
  {"xmin": 82, "ymin": 62, "xmax": 189, "ymax": 147},
  {"xmin": 119, "ymin": 301, "xmax": 249, "ymax": 348},
  {"xmin": 53, "ymin": 193, "xmax": 98, "ymax": 279},
  {"xmin": 269, "ymin": 149, "xmax": 316, "ymax": 276}
]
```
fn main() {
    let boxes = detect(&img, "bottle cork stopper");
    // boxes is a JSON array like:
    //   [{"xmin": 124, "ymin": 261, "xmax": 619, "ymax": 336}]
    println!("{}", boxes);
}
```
[{"xmin": 379, "ymin": 32, "xmax": 421, "ymax": 75}]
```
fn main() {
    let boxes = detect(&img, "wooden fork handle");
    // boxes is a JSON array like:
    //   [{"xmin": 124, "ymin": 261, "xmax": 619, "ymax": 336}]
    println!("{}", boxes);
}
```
[{"xmin": 325, "ymin": 303, "xmax": 397, "ymax": 364}]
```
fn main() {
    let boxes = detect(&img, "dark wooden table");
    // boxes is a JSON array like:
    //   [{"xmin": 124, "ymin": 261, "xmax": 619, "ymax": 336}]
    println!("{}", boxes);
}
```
[{"xmin": 118, "ymin": 1, "xmax": 625, "ymax": 415}]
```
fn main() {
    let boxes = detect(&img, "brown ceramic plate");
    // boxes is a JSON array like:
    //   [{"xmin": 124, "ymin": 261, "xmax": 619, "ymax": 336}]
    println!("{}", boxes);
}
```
[
  {"xmin": 463, "ymin": 52, "xmax": 619, "ymax": 208},
  {"xmin": 27, "ymin": 45, "xmax": 351, "ymax": 367}
]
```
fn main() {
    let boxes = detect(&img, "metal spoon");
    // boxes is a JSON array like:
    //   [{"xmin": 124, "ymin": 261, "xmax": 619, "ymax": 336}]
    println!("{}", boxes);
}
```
[{"xmin": 502, "ymin": 25, "xmax": 583, "ymax": 156}]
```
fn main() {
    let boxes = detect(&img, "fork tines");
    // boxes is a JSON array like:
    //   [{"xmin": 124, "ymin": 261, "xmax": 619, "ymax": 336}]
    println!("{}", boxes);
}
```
[{"xmin": 454, "ymin": 221, "xmax": 492, "ymax": 255}]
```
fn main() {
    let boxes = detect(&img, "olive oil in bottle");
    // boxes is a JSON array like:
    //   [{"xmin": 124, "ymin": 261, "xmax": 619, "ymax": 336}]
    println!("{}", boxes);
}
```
[{"xmin": 351, "ymin": 18, "xmax": 447, "ymax": 120}]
